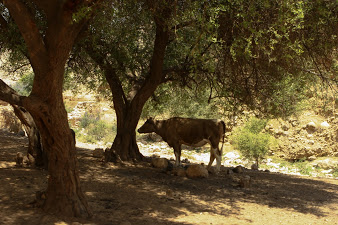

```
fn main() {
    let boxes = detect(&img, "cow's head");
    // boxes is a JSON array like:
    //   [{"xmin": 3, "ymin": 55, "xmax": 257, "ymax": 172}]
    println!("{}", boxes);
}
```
[{"xmin": 137, "ymin": 117, "xmax": 156, "ymax": 133}]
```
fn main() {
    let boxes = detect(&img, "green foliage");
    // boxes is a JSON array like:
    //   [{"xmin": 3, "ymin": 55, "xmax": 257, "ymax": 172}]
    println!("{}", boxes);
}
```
[
  {"xmin": 72, "ymin": 6, "xmax": 92, "ymax": 23},
  {"xmin": 87, "ymin": 120, "xmax": 109, "ymax": 141},
  {"xmin": 76, "ymin": 113, "xmax": 116, "ymax": 144},
  {"xmin": 231, "ymin": 117, "xmax": 272, "ymax": 166},
  {"xmin": 264, "ymin": 74, "xmax": 312, "ymax": 117},
  {"xmin": 332, "ymin": 168, "xmax": 338, "ymax": 178},
  {"xmin": 213, "ymin": 0, "xmax": 337, "ymax": 116},
  {"xmin": 293, "ymin": 158, "xmax": 314, "ymax": 176},
  {"xmin": 80, "ymin": 112, "xmax": 97, "ymax": 129},
  {"xmin": 141, "ymin": 83, "xmax": 220, "ymax": 119},
  {"xmin": 14, "ymin": 72, "xmax": 34, "ymax": 96},
  {"xmin": 243, "ymin": 117, "xmax": 268, "ymax": 134}
]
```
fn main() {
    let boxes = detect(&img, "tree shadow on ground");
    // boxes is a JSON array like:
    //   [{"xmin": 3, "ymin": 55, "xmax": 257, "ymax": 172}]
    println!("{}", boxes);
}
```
[
  {"xmin": 77, "ymin": 146, "xmax": 337, "ymax": 224},
  {"xmin": 0, "ymin": 131, "xmax": 337, "ymax": 225}
]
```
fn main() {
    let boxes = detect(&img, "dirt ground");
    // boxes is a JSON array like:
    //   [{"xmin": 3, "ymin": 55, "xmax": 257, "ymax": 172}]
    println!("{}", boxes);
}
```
[{"xmin": 0, "ymin": 130, "xmax": 337, "ymax": 225}]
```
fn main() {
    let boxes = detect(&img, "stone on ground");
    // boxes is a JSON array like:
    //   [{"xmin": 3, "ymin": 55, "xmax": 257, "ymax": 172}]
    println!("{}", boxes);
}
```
[
  {"xmin": 251, "ymin": 164, "xmax": 258, "ymax": 170},
  {"xmin": 151, "ymin": 158, "xmax": 169, "ymax": 169},
  {"xmin": 172, "ymin": 167, "xmax": 186, "ymax": 177},
  {"xmin": 93, "ymin": 148, "xmax": 104, "ymax": 158},
  {"xmin": 186, "ymin": 164, "xmax": 209, "ymax": 178},
  {"xmin": 233, "ymin": 165, "xmax": 245, "ymax": 173}
]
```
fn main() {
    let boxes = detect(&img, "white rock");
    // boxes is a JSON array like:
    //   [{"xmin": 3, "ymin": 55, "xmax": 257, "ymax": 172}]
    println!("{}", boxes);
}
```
[
  {"xmin": 315, "ymin": 158, "xmax": 338, "ymax": 170},
  {"xmin": 225, "ymin": 152, "xmax": 240, "ymax": 159},
  {"xmin": 320, "ymin": 121, "xmax": 330, "ymax": 129}
]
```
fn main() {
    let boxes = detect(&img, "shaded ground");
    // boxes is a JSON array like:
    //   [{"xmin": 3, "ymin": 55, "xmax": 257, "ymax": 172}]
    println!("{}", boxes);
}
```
[{"xmin": 0, "ymin": 130, "xmax": 337, "ymax": 225}]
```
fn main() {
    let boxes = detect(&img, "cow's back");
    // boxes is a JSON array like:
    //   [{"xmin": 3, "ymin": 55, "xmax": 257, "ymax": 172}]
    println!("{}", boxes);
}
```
[{"xmin": 163, "ymin": 117, "xmax": 222, "ymax": 146}]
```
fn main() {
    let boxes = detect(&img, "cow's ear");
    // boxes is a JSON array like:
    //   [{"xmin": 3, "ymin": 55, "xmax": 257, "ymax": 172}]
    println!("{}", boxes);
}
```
[{"xmin": 148, "ymin": 117, "xmax": 154, "ymax": 123}]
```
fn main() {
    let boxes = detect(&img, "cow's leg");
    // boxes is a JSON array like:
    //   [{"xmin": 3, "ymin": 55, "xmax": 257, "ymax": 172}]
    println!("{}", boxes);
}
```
[
  {"xmin": 207, "ymin": 146, "xmax": 216, "ymax": 170},
  {"xmin": 173, "ymin": 144, "xmax": 182, "ymax": 166},
  {"xmin": 208, "ymin": 145, "xmax": 222, "ymax": 172},
  {"xmin": 214, "ymin": 147, "xmax": 222, "ymax": 172}
]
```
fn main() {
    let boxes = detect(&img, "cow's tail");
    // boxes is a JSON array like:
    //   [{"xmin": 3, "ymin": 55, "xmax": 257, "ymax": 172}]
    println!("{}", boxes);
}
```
[{"xmin": 219, "ymin": 120, "xmax": 226, "ymax": 156}]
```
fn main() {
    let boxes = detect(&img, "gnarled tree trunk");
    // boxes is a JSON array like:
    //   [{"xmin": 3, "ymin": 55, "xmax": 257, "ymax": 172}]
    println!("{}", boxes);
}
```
[
  {"xmin": 12, "ymin": 105, "xmax": 45, "ymax": 167},
  {"xmin": 1, "ymin": 0, "xmax": 98, "ymax": 217},
  {"xmin": 110, "ymin": 105, "xmax": 144, "ymax": 161},
  {"xmin": 27, "ymin": 95, "xmax": 90, "ymax": 216},
  {"xmin": 80, "ymin": 1, "xmax": 174, "ymax": 163},
  {"xmin": 0, "ymin": 80, "xmax": 45, "ymax": 167}
]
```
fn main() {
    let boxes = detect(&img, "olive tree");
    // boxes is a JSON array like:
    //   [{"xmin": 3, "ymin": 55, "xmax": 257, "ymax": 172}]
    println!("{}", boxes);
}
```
[
  {"xmin": 0, "ymin": 0, "xmax": 101, "ymax": 217},
  {"xmin": 70, "ymin": 0, "xmax": 218, "ymax": 161}
]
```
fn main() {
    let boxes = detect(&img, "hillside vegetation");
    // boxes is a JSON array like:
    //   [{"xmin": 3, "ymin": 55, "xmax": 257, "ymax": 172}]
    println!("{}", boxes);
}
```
[{"xmin": 1, "ymin": 80, "xmax": 337, "ymax": 178}]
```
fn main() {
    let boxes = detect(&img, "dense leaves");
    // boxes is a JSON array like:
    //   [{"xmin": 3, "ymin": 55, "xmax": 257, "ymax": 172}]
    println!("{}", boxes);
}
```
[
  {"xmin": 2, "ymin": 0, "xmax": 336, "ymax": 119},
  {"xmin": 231, "ymin": 117, "xmax": 273, "ymax": 167},
  {"xmin": 213, "ymin": 0, "xmax": 337, "ymax": 117}
]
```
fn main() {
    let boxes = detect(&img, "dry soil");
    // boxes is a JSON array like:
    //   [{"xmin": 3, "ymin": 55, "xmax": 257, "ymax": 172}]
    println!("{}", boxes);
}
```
[{"xmin": 0, "ymin": 130, "xmax": 337, "ymax": 225}]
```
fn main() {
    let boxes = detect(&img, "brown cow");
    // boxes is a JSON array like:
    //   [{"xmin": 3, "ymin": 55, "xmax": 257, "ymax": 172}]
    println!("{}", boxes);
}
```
[{"xmin": 138, "ymin": 117, "xmax": 226, "ymax": 172}]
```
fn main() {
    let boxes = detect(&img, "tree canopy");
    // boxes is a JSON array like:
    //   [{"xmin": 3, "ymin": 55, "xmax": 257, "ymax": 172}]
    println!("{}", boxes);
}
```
[{"xmin": 2, "ymin": 0, "xmax": 336, "ymax": 119}]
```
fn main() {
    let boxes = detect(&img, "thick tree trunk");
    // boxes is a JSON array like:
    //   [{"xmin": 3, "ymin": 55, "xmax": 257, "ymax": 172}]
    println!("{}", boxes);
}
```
[
  {"xmin": 86, "ymin": 2, "xmax": 172, "ymax": 163},
  {"xmin": 111, "ymin": 129, "xmax": 142, "ymax": 161},
  {"xmin": 1, "ymin": 77, "xmax": 91, "ymax": 216},
  {"xmin": 26, "ymin": 95, "xmax": 91, "ymax": 217},
  {"xmin": 109, "ymin": 110, "xmax": 143, "ymax": 162},
  {"xmin": 2, "ymin": 0, "xmax": 96, "ymax": 217}
]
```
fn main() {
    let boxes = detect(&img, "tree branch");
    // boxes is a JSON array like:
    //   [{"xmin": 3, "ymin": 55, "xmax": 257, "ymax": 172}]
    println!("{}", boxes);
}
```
[
  {"xmin": 0, "ymin": 79, "xmax": 25, "ymax": 106},
  {"xmin": 84, "ymin": 44, "xmax": 128, "ymax": 112},
  {"xmin": 134, "ymin": 17, "xmax": 170, "ymax": 108},
  {"xmin": 3, "ymin": 0, "xmax": 48, "ymax": 73}
]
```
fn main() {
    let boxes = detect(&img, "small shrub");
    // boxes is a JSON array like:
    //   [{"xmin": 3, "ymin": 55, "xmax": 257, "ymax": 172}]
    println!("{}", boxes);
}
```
[
  {"xmin": 80, "ymin": 113, "xmax": 97, "ymax": 128},
  {"xmin": 331, "ymin": 168, "xmax": 338, "ymax": 178},
  {"xmin": 65, "ymin": 104, "xmax": 74, "ymax": 113},
  {"xmin": 293, "ymin": 159, "xmax": 314, "ymax": 176},
  {"xmin": 231, "ymin": 117, "xmax": 272, "ymax": 167},
  {"xmin": 76, "ymin": 113, "xmax": 116, "ymax": 144},
  {"xmin": 88, "ymin": 120, "xmax": 108, "ymax": 141}
]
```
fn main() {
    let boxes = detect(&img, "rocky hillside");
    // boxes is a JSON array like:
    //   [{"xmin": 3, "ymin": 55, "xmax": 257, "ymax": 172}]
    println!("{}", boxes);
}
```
[{"xmin": 266, "ymin": 110, "xmax": 337, "ymax": 160}]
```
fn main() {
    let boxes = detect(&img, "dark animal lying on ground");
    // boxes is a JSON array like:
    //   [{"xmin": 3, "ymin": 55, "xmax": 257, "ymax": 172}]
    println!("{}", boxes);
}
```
[{"xmin": 138, "ymin": 117, "xmax": 226, "ymax": 172}]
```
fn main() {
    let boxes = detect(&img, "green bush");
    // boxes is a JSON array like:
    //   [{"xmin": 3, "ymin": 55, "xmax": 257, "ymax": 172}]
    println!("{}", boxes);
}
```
[
  {"xmin": 231, "ymin": 117, "xmax": 272, "ymax": 167},
  {"xmin": 87, "ymin": 120, "xmax": 109, "ymax": 141},
  {"xmin": 331, "ymin": 168, "xmax": 338, "ymax": 178},
  {"xmin": 76, "ymin": 113, "xmax": 116, "ymax": 144},
  {"xmin": 12, "ymin": 72, "xmax": 34, "ymax": 96},
  {"xmin": 293, "ymin": 159, "xmax": 314, "ymax": 176},
  {"xmin": 80, "ymin": 113, "xmax": 98, "ymax": 128}
]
